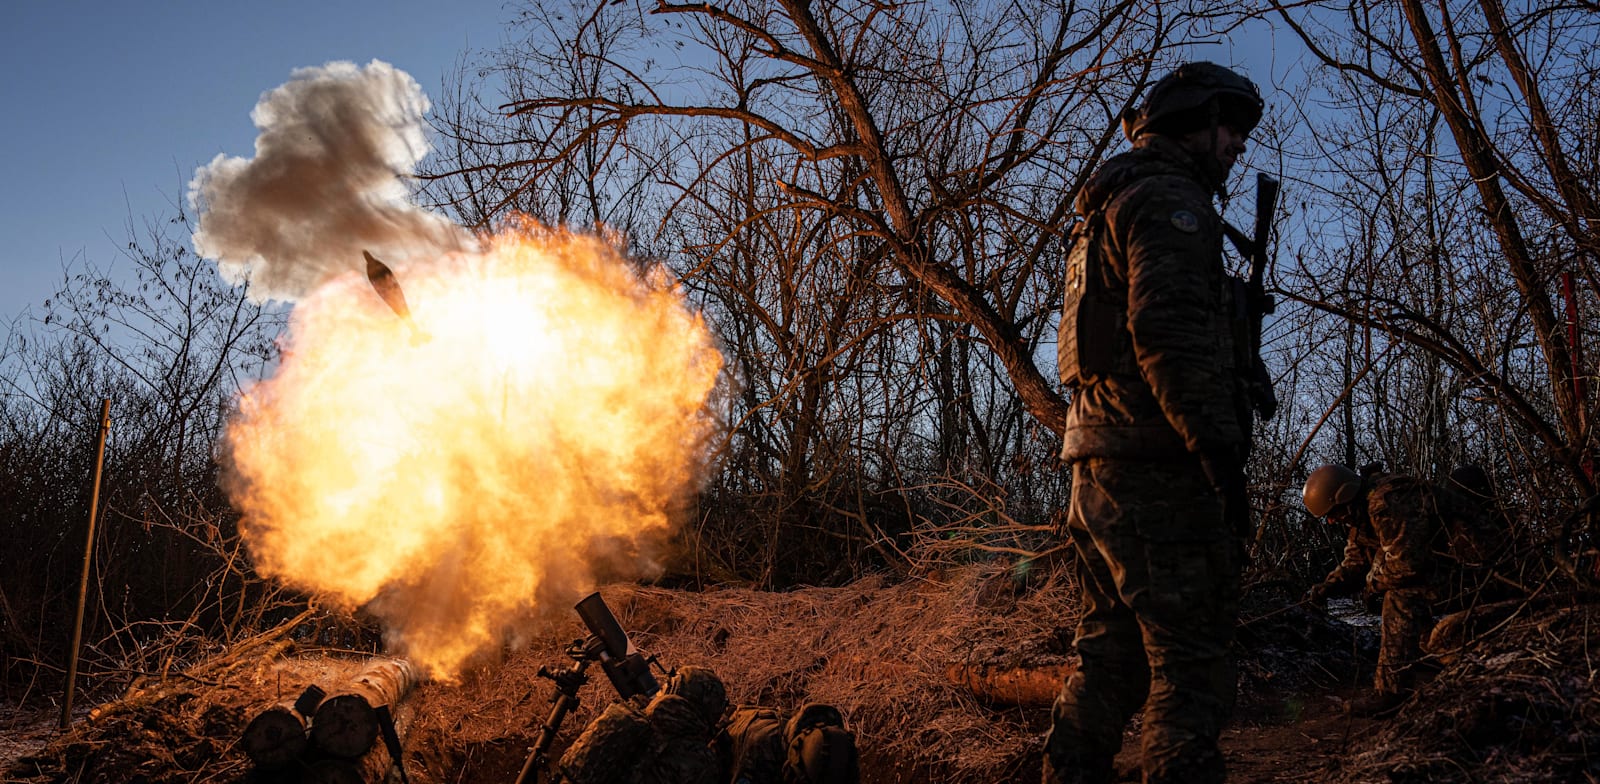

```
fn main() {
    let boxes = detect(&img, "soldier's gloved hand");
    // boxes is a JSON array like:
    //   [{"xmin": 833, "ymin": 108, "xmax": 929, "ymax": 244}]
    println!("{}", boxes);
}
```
[{"xmin": 1302, "ymin": 583, "xmax": 1328, "ymax": 609}]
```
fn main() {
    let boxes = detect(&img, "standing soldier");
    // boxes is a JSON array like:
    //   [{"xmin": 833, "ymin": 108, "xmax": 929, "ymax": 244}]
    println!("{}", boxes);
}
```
[
  {"xmin": 1302, "ymin": 463, "xmax": 1507, "ymax": 716},
  {"xmin": 1046, "ymin": 62, "xmax": 1269, "ymax": 784}
]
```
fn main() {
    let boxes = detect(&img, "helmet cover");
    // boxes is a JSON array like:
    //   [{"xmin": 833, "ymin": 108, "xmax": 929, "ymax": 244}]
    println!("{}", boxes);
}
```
[
  {"xmin": 1303, "ymin": 463, "xmax": 1363, "ymax": 517},
  {"xmin": 1124, "ymin": 61, "xmax": 1263, "ymax": 140}
]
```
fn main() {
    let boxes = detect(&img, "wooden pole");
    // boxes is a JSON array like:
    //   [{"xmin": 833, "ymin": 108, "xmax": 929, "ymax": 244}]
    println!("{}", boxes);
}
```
[{"xmin": 60, "ymin": 398, "xmax": 111, "ymax": 729}]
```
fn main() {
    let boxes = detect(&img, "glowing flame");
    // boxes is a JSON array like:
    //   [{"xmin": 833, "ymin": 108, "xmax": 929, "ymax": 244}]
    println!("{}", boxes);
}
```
[{"xmin": 226, "ymin": 221, "xmax": 723, "ymax": 679}]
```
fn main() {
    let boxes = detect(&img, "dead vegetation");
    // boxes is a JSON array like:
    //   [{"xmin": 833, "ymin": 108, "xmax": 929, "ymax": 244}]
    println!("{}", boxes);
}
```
[
  {"xmin": 0, "ymin": 3, "xmax": 1594, "ymax": 784},
  {"xmin": 0, "ymin": 564, "xmax": 1086, "ymax": 783},
  {"xmin": 1338, "ymin": 601, "xmax": 1600, "ymax": 784},
  {"xmin": 11, "ymin": 563, "xmax": 1593, "ymax": 784}
]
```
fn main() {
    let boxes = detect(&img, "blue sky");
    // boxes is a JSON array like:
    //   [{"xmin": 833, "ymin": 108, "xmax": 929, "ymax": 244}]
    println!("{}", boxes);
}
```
[
  {"xmin": 0, "ymin": 2, "xmax": 1295, "ymax": 327},
  {"xmin": 0, "ymin": 1, "xmax": 513, "ymax": 323}
]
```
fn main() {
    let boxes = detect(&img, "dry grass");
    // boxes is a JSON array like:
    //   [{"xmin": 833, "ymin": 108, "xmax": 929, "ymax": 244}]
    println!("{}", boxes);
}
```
[
  {"xmin": 3, "ymin": 562, "xmax": 1075, "ymax": 783},
  {"xmin": 611, "ymin": 562, "xmax": 1077, "ymax": 778},
  {"xmin": 1334, "ymin": 600, "xmax": 1600, "ymax": 784},
  {"xmin": 7, "ymin": 564, "xmax": 1595, "ymax": 784}
]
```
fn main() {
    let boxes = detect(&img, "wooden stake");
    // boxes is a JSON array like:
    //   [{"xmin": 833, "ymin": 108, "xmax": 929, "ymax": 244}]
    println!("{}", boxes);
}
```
[{"xmin": 60, "ymin": 398, "xmax": 110, "ymax": 729}]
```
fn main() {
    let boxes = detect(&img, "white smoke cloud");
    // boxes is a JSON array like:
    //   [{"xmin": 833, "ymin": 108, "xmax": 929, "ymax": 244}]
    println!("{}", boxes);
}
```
[{"xmin": 188, "ymin": 60, "xmax": 473, "ymax": 302}]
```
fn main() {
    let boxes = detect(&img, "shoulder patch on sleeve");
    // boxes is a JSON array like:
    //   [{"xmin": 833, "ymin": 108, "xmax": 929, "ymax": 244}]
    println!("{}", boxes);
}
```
[{"xmin": 1170, "ymin": 210, "xmax": 1200, "ymax": 233}]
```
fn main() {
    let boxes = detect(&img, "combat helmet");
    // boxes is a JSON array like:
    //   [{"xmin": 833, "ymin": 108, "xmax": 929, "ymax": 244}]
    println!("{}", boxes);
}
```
[
  {"xmin": 1302, "ymin": 463, "xmax": 1363, "ymax": 517},
  {"xmin": 1123, "ymin": 61, "xmax": 1264, "ymax": 140},
  {"xmin": 664, "ymin": 665, "xmax": 727, "ymax": 729}
]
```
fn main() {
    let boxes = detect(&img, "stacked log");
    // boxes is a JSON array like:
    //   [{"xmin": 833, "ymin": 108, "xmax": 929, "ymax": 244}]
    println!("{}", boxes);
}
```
[
  {"xmin": 304, "ymin": 704, "xmax": 413, "ymax": 784},
  {"xmin": 240, "ymin": 658, "xmax": 419, "ymax": 783},
  {"xmin": 241, "ymin": 684, "xmax": 326, "ymax": 768},
  {"xmin": 310, "ymin": 658, "xmax": 419, "ymax": 758}
]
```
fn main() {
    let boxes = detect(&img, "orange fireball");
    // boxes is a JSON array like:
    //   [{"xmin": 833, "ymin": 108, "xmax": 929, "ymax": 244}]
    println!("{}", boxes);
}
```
[{"xmin": 226, "ymin": 219, "xmax": 723, "ymax": 680}]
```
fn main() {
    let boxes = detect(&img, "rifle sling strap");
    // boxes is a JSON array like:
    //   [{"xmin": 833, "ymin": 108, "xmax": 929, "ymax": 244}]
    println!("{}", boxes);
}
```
[{"xmin": 1222, "ymin": 221, "xmax": 1255, "ymax": 260}]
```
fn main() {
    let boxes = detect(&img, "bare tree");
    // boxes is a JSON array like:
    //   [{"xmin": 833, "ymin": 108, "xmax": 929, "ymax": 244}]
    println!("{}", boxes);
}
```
[
  {"xmin": 426, "ymin": 0, "xmax": 1217, "ymax": 426},
  {"xmin": 425, "ymin": 0, "xmax": 1227, "ymax": 581},
  {"xmin": 1274, "ymin": 0, "xmax": 1598, "ymax": 494},
  {"xmin": 0, "ymin": 210, "xmax": 295, "ymax": 701},
  {"xmin": 1265, "ymin": 0, "xmax": 1599, "ymax": 578}
]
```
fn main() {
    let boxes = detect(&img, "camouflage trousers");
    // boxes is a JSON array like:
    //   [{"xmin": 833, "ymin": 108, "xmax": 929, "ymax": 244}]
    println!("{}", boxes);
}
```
[
  {"xmin": 1044, "ymin": 457, "xmax": 1242, "ymax": 784},
  {"xmin": 1376, "ymin": 587, "xmax": 1433, "ymax": 696}
]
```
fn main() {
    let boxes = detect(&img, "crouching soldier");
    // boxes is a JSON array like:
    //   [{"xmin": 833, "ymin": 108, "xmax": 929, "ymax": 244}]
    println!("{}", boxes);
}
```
[
  {"xmin": 555, "ymin": 665, "xmax": 859, "ymax": 784},
  {"xmin": 1301, "ymin": 463, "xmax": 1507, "ymax": 716},
  {"xmin": 555, "ymin": 666, "xmax": 727, "ymax": 784}
]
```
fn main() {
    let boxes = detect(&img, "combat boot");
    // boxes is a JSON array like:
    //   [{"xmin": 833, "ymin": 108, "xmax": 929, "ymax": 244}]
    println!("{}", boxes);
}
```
[{"xmin": 1041, "ymin": 751, "xmax": 1113, "ymax": 784}]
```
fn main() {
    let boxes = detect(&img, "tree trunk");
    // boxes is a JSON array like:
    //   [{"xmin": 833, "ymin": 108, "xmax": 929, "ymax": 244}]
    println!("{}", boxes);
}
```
[{"xmin": 1398, "ymin": 0, "xmax": 1590, "ymax": 494}]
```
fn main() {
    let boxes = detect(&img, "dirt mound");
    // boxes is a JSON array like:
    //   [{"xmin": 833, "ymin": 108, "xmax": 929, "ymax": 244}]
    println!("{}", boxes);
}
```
[
  {"xmin": 4, "ymin": 567, "xmax": 1593, "ymax": 783},
  {"xmin": 5, "ymin": 565, "xmax": 1076, "ymax": 783},
  {"xmin": 1334, "ymin": 599, "xmax": 1600, "ymax": 784}
]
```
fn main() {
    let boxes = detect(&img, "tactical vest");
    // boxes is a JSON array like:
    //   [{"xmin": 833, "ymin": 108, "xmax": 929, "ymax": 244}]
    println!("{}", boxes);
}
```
[
  {"xmin": 1056, "ymin": 210, "xmax": 1137, "ymax": 387},
  {"xmin": 1057, "ymin": 192, "xmax": 1247, "ymax": 393}
]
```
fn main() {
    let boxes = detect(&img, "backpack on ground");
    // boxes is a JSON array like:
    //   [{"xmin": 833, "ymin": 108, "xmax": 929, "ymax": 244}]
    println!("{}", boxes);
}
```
[
  {"xmin": 724, "ymin": 703, "xmax": 859, "ymax": 784},
  {"xmin": 782, "ymin": 704, "xmax": 858, "ymax": 784}
]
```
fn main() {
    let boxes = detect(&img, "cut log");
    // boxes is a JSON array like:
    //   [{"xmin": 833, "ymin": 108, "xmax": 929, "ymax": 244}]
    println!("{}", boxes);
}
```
[
  {"xmin": 305, "ymin": 754, "xmax": 389, "ymax": 784},
  {"xmin": 303, "ymin": 704, "xmax": 410, "ymax": 784},
  {"xmin": 945, "ymin": 662, "xmax": 1075, "ymax": 707},
  {"xmin": 310, "ymin": 658, "xmax": 419, "ymax": 759},
  {"xmin": 242, "ymin": 705, "xmax": 309, "ymax": 768},
  {"xmin": 241, "ymin": 684, "xmax": 326, "ymax": 769}
]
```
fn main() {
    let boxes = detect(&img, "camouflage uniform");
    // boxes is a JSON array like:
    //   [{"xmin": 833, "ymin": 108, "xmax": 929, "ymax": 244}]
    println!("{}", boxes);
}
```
[
  {"xmin": 1309, "ymin": 510, "xmax": 1382, "ymax": 601},
  {"xmin": 555, "ymin": 666, "xmax": 727, "ymax": 784},
  {"xmin": 1046, "ymin": 128, "xmax": 1253, "ymax": 783},
  {"xmin": 637, "ymin": 694, "xmax": 723, "ymax": 784},
  {"xmin": 1313, "ymin": 474, "xmax": 1501, "ymax": 695},
  {"xmin": 554, "ymin": 698, "xmax": 653, "ymax": 784},
  {"xmin": 721, "ymin": 703, "xmax": 859, "ymax": 784}
]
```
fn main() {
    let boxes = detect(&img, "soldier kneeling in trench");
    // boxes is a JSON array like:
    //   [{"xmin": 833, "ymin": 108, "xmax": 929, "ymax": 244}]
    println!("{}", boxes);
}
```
[
  {"xmin": 1301, "ymin": 463, "xmax": 1512, "ymax": 717},
  {"xmin": 554, "ymin": 665, "xmax": 859, "ymax": 784}
]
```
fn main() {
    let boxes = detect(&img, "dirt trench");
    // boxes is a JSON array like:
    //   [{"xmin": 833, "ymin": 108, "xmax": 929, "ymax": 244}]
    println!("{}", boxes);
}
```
[{"xmin": 3, "ymin": 567, "xmax": 1596, "ymax": 783}]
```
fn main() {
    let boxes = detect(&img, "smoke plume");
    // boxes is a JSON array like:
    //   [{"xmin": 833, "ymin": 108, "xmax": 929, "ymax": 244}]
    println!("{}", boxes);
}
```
[
  {"xmin": 194, "ymin": 62, "xmax": 726, "ymax": 680},
  {"xmin": 225, "ymin": 226, "xmax": 724, "ymax": 679},
  {"xmin": 188, "ymin": 60, "xmax": 472, "ymax": 301}
]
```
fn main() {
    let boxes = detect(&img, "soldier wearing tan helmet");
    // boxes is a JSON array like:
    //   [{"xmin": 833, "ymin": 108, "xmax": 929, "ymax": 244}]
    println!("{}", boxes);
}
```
[
  {"xmin": 554, "ymin": 666, "xmax": 727, "ymax": 784},
  {"xmin": 1301, "ymin": 463, "xmax": 1507, "ymax": 716},
  {"xmin": 1046, "ymin": 61, "xmax": 1267, "ymax": 784},
  {"xmin": 555, "ymin": 665, "xmax": 859, "ymax": 784}
]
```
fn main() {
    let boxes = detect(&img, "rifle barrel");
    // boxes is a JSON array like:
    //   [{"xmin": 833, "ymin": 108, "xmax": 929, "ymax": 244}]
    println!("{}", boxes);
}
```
[{"xmin": 1249, "ymin": 174, "xmax": 1280, "ymax": 289}]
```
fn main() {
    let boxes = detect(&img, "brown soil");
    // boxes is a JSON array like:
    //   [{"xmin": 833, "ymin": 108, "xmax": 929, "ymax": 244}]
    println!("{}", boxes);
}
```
[{"xmin": 3, "ymin": 565, "xmax": 1596, "ymax": 783}]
